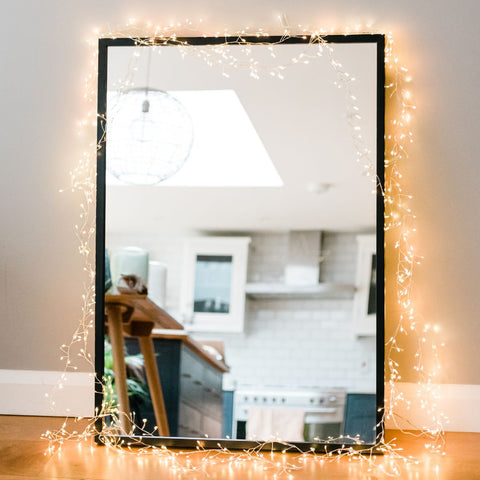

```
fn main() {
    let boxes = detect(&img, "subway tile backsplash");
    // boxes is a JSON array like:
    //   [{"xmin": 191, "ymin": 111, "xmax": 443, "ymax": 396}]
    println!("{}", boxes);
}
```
[
  {"xmin": 107, "ymin": 231, "xmax": 376, "ymax": 394},
  {"xmin": 222, "ymin": 297, "xmax": 376, "ymax": 392}
]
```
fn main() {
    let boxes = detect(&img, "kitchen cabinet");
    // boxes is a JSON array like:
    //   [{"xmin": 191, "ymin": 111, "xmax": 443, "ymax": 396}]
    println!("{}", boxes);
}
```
[
  {"xmin": 180, "ymin": 237, "xmax": 251, "ymax": 333},
  {"xmin": 342, "ymin": 393, "xmax": 377, "ymax": 443},
  {"xmin": 125, "ymin": 336, "xmax": 226, "ymax": 437},
  {"xmin": 352, "ymin": 235, "xmax": 377, "ymax": 336}
]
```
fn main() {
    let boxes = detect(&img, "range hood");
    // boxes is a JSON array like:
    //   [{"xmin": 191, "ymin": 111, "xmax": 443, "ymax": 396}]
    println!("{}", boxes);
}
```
[
  {"xmin": 245, "ymin": 231, "xmax": 356, "ymax": 300},
  {"xmin": 244, "ymin": 282, "xmax": 355, "ymax": 299}
]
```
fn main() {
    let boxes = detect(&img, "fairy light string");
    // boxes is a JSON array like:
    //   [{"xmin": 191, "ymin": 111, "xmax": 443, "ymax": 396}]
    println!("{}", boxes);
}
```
[
  {"xmin": 44, "ymin": 19, "xmax": 446, "ymax": 476},
  {"xmin": 383, "ymin": 32, "xmax": 447, "ymax": 447}
]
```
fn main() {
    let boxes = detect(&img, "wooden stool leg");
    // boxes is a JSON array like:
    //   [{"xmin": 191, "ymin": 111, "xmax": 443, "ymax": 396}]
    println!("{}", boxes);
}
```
[
  {"xmin": 106, "ymin": 304, "xmax": 131, "ymax": 433},
  {"xmin": 138, "ymin": 337, "xmax": 170, "ymax": 436}
]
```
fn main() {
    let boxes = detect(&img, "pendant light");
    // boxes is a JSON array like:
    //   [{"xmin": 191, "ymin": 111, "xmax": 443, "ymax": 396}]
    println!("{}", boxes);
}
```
[{"xmin": 106, "ymin": 49, "xmax": 194, "ymax": 185}]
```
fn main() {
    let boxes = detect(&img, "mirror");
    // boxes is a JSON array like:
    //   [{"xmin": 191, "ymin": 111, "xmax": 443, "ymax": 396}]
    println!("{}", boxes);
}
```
[{"xmin": 96, "ymin": 35, "xmax": 385, "ymax": 451}]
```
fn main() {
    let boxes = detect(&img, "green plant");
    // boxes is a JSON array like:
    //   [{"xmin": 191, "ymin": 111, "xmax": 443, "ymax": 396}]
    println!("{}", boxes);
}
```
[{"xmin": 104, "ymin": 338, "xmax": 150, "ymax": 407}]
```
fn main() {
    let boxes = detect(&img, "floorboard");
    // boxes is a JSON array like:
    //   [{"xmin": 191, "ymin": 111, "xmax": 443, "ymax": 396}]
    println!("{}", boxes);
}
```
[{"xmin": 0, "ymin": 415, "xmax": 479, "ymax": 479}]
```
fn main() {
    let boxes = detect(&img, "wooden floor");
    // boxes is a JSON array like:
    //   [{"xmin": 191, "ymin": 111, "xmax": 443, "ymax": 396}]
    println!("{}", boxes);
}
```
[{"xmin": 1, "ymin": 416, "xmax": 480, "ymax": 479}]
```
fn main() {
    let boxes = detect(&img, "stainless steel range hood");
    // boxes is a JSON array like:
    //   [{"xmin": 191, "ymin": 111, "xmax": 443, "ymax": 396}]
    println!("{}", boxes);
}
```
[{"xmin": 245, "ymin": 231, "xmax": 356, "ymax": 300}]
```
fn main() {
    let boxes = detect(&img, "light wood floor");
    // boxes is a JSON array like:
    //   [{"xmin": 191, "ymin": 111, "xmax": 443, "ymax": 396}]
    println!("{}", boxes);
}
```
[{"xmin": 1, "ymin": 415, "xmax": 480, "ymax": 479}]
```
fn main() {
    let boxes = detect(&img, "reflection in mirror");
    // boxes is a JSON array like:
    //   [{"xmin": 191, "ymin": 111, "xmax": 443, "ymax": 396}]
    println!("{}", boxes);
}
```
[{"xmin": 97, "ymin": 36, "xmax": 384, "ymax": 449}]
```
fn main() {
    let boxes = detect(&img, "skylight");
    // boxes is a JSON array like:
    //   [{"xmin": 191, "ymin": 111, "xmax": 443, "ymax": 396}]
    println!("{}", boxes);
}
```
[{"xmin": 106, "ymin": 89, "xmax": 283, "ymax": 187}]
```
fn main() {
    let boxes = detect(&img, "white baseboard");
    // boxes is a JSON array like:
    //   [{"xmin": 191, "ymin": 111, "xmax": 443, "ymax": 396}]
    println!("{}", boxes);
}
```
[
  {"xmin": 1, "ymin": 371, "xmax": 479, "ymax": 433},
  {"xmin": 0, "ymin": 369, "xmax": 94, "ymax": 417},
  {"xmin": 385, "ymin": 382, "xmax": 480, "ymax": 433}
]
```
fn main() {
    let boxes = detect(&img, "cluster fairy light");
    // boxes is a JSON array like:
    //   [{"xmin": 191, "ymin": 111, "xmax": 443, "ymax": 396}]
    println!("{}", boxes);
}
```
[
  {"xmin": 42, "ymin": 18, "xmax": 446, "ymax": 477},
  {"xmin": 383, "ymin": 33, "xmax": 448, "ymax": 449}
]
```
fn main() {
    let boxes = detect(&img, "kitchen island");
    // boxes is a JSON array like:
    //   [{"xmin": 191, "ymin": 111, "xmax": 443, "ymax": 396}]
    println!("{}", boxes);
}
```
[
  {"xmin": 124, "ymin": 331, "xmax": 228, "ymax": 437},
  {"xmin": 104, "ymin": 294, "xmax": 229, "ymax": 438}
]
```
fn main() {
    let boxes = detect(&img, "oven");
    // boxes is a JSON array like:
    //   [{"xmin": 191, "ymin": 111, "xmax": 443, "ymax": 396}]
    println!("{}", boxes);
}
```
[{"xmin": 232, "ymin": 388, "xmax": 346, "ymax": 442}]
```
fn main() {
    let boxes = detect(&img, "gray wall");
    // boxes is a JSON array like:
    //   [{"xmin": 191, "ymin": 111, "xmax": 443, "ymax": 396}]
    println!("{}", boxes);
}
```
[{"xmin": 1, "ymin": 0, "xmax": 479, "ymax": 384}]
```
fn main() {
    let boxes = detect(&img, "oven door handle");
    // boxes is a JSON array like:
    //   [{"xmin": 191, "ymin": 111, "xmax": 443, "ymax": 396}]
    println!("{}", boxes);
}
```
[{"xmin": 305, "ymin": 407, "xmax": 338, "ymax": 414}]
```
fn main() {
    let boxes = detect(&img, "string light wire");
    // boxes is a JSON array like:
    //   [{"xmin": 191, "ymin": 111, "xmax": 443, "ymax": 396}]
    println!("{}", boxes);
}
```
[{"xmin": 43, "ymin": 20, "xmax": 446, "ymax": 477}]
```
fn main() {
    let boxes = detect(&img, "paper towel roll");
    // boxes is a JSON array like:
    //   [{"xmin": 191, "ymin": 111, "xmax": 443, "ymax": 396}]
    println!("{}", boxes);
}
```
[
  {"xmin": 110, "ymin": 247, "xmax": 149, "ymax": 287},
  {"xmin": 148, "ymin": 261, "xmax": 167, "ymax": 308}
]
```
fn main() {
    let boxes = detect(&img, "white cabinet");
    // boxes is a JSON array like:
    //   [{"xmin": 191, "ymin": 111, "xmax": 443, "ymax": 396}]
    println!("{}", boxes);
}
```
[
  {"xmin": 180, "ymin": 237, "xmax": 250, "ymax": 333},
  {"xmin": 352, "ymin": 235, "xmax": 377, "ymax": 337}
]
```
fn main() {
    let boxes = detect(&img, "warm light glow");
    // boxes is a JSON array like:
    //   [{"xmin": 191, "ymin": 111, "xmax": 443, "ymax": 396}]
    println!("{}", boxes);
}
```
[{"xmin": 47, "ymin": 19, "xmax": 446, "ymax": 477}]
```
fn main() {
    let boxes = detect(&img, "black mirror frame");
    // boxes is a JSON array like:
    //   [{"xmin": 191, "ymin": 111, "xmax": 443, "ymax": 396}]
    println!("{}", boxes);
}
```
[{"xmin": 95, "ymin": 33, "xmax": 385, "ymax": 453}]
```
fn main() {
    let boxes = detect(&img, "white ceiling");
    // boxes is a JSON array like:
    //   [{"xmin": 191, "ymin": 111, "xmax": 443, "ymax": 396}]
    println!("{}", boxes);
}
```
[{"xmin": 106, "ymin": 42, "xmax": 378, "ymax": 234}]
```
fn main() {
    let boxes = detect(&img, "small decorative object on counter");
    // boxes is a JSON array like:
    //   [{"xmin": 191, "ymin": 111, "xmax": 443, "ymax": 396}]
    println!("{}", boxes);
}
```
[
  {"xmin": 110, "ymin": 246, "xmax": 149, "ymax": 287},
  {"xmin": 116, "ymin": 274, "xmax": 148, "ymax": 295},
  {"xmin": 105, "ymin": 249, "xmax": 113, "ymax": 292},
  {"xmin": 148, "ymin": 261, "xmax": 167, "ymax": 308}
]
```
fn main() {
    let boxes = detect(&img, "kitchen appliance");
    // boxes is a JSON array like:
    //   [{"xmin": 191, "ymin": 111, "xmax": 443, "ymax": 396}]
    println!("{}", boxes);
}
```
[{"xmin": 232, "ymin": 388, "xmax": 346, "ymax": 442}]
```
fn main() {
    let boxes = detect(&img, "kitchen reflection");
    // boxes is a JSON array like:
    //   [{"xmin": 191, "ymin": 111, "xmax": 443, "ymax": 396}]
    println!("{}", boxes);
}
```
[
  {"xmin": 103, "ymin": 41, "xmax": 379, "ymax": 444},
  {"xmin": 105, "ymin": 230, "xmax": 377, "ymax": 443}
]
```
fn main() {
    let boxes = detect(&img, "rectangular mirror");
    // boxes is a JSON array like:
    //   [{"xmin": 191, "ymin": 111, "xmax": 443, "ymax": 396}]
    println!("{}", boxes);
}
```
[{"xmin": 95, "ymin": 34, "xmax": 385, "ymax": 451}]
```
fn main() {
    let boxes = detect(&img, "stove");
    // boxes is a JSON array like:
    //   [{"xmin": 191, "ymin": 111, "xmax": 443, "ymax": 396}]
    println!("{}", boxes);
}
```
[{"xmin": 232, "ymin": 388, "xmax": 346, "ymax": 441}]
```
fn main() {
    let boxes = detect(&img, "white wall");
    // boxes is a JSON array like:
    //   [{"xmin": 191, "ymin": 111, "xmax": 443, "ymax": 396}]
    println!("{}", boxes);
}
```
[{"xmin": 1, "ymin": 0, "xmax": 480, "ymax": 422}]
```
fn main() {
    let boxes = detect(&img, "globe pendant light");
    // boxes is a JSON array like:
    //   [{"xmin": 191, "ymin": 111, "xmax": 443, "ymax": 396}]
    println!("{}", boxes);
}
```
[{"xmin": 106, "ymin": 50, "xmax": 194, "ymax": 185}]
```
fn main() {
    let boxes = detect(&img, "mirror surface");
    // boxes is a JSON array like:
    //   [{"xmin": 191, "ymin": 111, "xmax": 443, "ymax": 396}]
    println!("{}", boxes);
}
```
[{"xmin": 97, "ymin": 37, "xmax": 384, "ymax": 448}]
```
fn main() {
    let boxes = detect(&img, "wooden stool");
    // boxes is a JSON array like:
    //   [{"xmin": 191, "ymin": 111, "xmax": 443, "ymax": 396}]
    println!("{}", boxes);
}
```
[
  {"xmin": 124, "ymin": 317, "xmax": 170, "ymax": 436},
  {"xmin": 105, "ymin": 300, "xmax": 132, "ymax": 433},
  {"xmin": 105, "ymin": 295, "xmax": 170, "ymax": 436}
]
